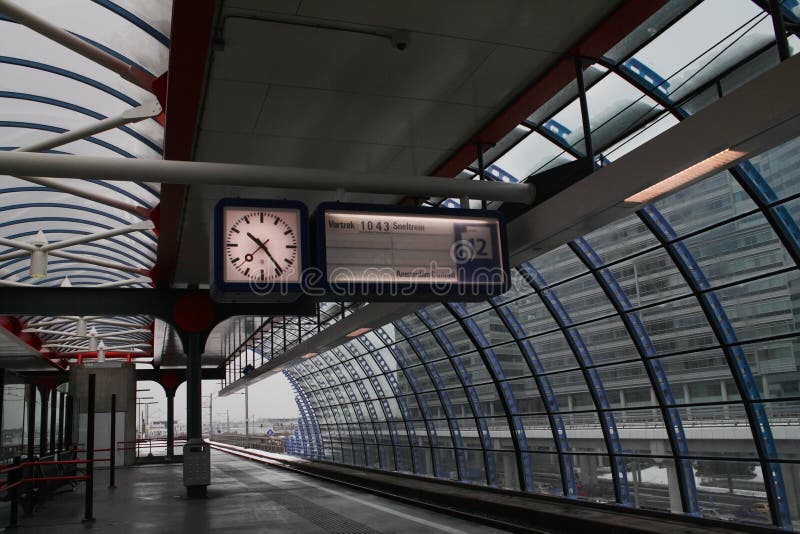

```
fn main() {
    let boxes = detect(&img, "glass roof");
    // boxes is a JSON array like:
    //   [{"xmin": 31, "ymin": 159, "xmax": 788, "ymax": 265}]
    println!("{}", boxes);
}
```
[{"xmin": 0, "ymin": 0, "xmax": 172, "ymax": 357}]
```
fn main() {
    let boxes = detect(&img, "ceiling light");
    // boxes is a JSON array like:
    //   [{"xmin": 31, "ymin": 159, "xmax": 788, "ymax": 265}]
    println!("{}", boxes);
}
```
[
  {"xmin": 29, "ymin": 230, "xmax": 48, "ymax": 278},
  {"xmin": 301, "ymin": 352, "xmax": 317, "ymax": 359},
  {"xmin": 626, "ymin": 149, "xmax": 746, "ymax": 203},
  {"xmin": 346, "ymin": 327, "xmax": 372, "ymax": 338}
]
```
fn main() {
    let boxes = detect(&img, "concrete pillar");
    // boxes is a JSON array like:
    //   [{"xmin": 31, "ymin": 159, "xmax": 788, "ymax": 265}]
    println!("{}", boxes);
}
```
[
  {"xmin": 502, "ymin": 450, "xmax": 519, "ymax": 490},
  {"xmin": 619, "ymin": 389, "xmax": 626, "ymax": 409},
  {"xmin": 69, "ymin": 362, "xmax": 137, "ymax": 466},
  {"xmin": 683, "ymin": 383, "xmax": 691, "ymax": 418},
  {"xmin": 666, "ymin": 460, "xmax": 684, "ymax": 513},
  {"xmin": 578, "ymin": 454, "xmax": 598, "ymax": 492},
  {"xmin": 57, "ymin": 392, "xmax": 65, "ymax": 451},
  {"xmin": 782, "ymin": 463, "xmax": 800, "ymax": 520}
]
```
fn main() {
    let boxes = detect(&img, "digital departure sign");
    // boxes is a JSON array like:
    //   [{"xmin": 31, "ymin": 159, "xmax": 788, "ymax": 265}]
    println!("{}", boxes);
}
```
[{"xmin": 316, "ymin": 202, "xmax": 509, "ymax": 299}]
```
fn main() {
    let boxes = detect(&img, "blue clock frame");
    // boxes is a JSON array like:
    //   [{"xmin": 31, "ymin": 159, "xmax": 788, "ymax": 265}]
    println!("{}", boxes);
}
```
[
  {"xmin": 210, "ymin": 198, "xmax": 310, "ymax": 302},
  {"xmin": 315, "ymin": 202, "xmax": 510, "ymax": 300}
]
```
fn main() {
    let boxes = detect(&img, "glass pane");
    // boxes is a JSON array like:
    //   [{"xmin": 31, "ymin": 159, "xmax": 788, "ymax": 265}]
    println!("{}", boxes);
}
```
[
  {"xmin": 607, "ymin": 248, "xmax": 689, "ymax": 307},
  {"xmin": 499, "ymin": 292, "xmax": 559, "ymax": 338},
  {"xmin": 749, "ymin": 136, "xmax": 800, "ymax": 201},
  {"xmin": 637, "ymin": 296, "xmax": 716, "ymax": 354},
  {"xmin": 691, "ymin": 459, "xmax": 771, "ymax": 525},
  {"xmin": 492, "ymin": 131, "xmax": 573, "ymax": 181},
  {"xmin": 714, "ymin": 270, "xmax": 799, "ymax": 342},
  {"xmin": 568, "ymin": 453, "xmax": 615, "ymax": 502},
  {"xmin": 551, "ymin": 274, "xmax": 617, "ymax": 324},
  {"xmin": 569, "ymin": 316, "xmax": 639, "ymax": 366},
  {"xmin": 529, "ymin": 245, "xmax": 586, "ymax": 286},
  {"xmin": 582, "ymin": 213, "xmax": 658, "ymax": 265},
  {"xmin": 528, "ymin": 331, "xmax": 577, "ymax": 374}
]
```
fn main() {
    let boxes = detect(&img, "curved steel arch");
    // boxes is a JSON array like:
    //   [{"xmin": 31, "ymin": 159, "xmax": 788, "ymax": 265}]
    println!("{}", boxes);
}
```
[
  {"xmin": 447, "ymin": 302, "xmax": 534, "ymax": 491},
  {"xmin": 90, "ymin": 0, "xmax": 171, "ymax": 47},
  {"xmin": 394, "ymin": 318, "xmax": 469, "ymax": 481},
  {"xmin": 415, "ymin": 308, "xmax": 499, "ymax": 487},
  {"xmin": 570, "ymin": 237, "xmax": 700, "ymax": 514},
  {"xmin": 517, "ymin": 261, "xmax": 631, "ymax": 505},
  {"xmin": 639, "ymin": 204, "xmax": 792, "ymax": 528}
]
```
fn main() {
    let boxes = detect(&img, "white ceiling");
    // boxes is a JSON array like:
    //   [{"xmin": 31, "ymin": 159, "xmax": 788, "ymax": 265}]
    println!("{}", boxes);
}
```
[{"xmin": 175, "ymin": 0, "xmax": 624, "ymax": 284}]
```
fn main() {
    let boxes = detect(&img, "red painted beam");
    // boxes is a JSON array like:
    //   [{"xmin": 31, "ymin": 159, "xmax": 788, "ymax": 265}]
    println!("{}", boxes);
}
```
[
  {"xmin": 431, "ymin": 0, "xmax": 668, "ymax": 180},
  {"xmin": 152, "ymin": 0, "xmax": 216, "ymax": 288}
]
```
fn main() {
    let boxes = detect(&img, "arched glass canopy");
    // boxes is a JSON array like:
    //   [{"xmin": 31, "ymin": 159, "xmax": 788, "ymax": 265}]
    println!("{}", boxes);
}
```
[
  {"xmin": 281, "ymin": 0, "xmax": 800, "ymax": 529},
  {"xmin": 0, "ymin": 0, "xmax": 172, "ymax": 356}
]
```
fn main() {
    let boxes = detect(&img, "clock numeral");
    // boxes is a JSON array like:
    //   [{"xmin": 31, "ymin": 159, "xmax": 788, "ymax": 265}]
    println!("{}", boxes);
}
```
[
  {"xmin": 226, "ymin": 243, "xmax": 238, "ymax": 247},
  {"xmin": 244, "ymin": 267, "xmax": 250, "ymax": 276},
  {"xmin": 260, "ymin": 269, "xmax": 265, "ymax": 280},
  {"xmin": 260, "ymin": 213, "xmax": 264, "ymax": 223},
  {"xmin": 274, "ymin": 218, "xmax": 280, "ymax": 225},
  {"xmin": 231, "ymin": 257, "xmax": 240, "ymax": 264},
  {"xmin": 283, "ymin": 229, "xmax": 292, "ymax": 235},
  {"xmin": 243, "ymin": 216, "xmax": 250, "ymax": 224},
  {"xmin": 230, "ymin": 227, "xmax": 240, "ymax": 234}
]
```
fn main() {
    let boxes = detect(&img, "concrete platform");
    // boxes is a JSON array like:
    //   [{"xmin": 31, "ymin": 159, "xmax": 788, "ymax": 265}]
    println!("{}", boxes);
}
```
[{"xmin": 0, "ymin": 450, "xmax": 504, "ymax": 533}]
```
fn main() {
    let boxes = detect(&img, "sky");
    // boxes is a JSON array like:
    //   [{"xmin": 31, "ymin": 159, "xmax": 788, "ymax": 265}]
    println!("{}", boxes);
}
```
[{"xmin": 139, "ymin": 372, "xmax": 299, "ymax": 428}]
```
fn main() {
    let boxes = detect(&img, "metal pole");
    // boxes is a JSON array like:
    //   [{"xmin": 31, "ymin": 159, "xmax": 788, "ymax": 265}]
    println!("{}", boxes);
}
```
[
  {"xmin": 109, "ymin": 394, "xmax": 116, "ymax": 488},
  {"xmin": 245, "ymin": 387, "xmax": 249, "ymax": 437},
  {"xmin": 477, "ymin": 144, "xmax": 487, "ymax": 210},
  {"xmin": 38, "ymin": 387, "xmax": 48, "ymax": 456},
  {"xmin": 83, "ymin": 374, "xmax": 95, "ymax": 523},
  {"xmin": 57, "ymin": 392, "xmax": 65, "ymax": 451},
  {"xmin": 0, "ymin": 0, "xmax": 154, "ymax": 89},
  {"xmin": 49, "ymin": 388, "xmax": 56, "ymax": 453},
  {"xmin": 574, "ymin": 56, "xmax": 594, "ymax": 167},
  {"xmin": 769, "ymin": 0, "xmax": 790, "ymax": 62},
  {"xmin": 0, "ymin": 151, "xmax": 536, "ymax": 204},
  {"xmin": 64, "ymin": 395, "xmax": 73, "ymax": 448},
  {"xmin": 8, "ymin": 457, "xmax": 20, "ymax": 528}
]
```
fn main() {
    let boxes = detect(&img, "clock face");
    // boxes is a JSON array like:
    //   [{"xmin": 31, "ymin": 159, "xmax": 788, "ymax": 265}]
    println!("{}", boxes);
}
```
[{"xmin": 222, "ymin": 206, "xmax": 302, "ymax": 284}]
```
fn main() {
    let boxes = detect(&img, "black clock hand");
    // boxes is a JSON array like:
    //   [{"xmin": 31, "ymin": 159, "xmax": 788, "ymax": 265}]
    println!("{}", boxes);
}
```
[{"xmin": 246, "ymin": 232, "xmax": 282, "ymax": 272}]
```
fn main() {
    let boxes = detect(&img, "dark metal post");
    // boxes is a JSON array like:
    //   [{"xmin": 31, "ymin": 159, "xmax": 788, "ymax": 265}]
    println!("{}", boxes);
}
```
[
  {"xmin": 477, "ymin": 143, "xmax": 487, "ymax": 209},
  {"xmin": 8, "ymin": 456, "xmax": 20, "ymax": 528},
  {"xmin": 574, "ymin": 56, "xmax": 594, "ymax": 167},
  {"xmin": 187, "ymin": 335, "xmax": 202, "ymax": 441},
  {"xmin": 26, "ymin": 384, "xmax": 36, "ymax": 459},
  {"xmin": 109, "ymin": 393, "xmax": 116, "ymax": 488},
  {"xmin": 38, "ymin": 387, "xmax": 48, "ymax": 456},
  {"xmin": 64, "ymin": 395, "xmax": 74, "ymax": 448},
  {"xmin": 0, "ymin": 369, "xmax": 5, "ymax": 446},
  {"xmin": 57, "ymin": 393, "xmax": 65, "ymax": 451},
  {"xmin": 769, "ymin": 0, "xmax": 790, "ymax": 61},
  {"xmin": 49, "ymin": 388, "xmax": 56, "ymax": 453},
  {"xmin": 166, "ymin": 391, "xmax": 175, "ymax": 459},
  {"xmin": 83, "ymin": 374, "xmax": 95, "ymax": 523}
]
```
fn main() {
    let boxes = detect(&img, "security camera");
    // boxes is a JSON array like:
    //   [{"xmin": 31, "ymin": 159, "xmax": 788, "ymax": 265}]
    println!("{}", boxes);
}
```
[{"xmin": 390, "ymin": 30, "xmax": 410, "ymax": 51}]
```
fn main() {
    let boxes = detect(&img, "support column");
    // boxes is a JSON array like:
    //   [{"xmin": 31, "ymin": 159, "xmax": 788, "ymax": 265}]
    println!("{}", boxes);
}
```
[
  {"xmin": 0, "ymin": 369, "xmax": 4, "ymax": 444},
  {"xmin": 166, "ymin": 390, "xmax": 175, "ymax": 459},
  {"xmin": 26, "ymin": 384, "xmax": 36, "ymax": 459},
  {"xmin": 38, "ymin": 386, "xmax": 48, "ymax": 455},
  {"xmin": 184, "ymin": 331, "xmax": 209, "ymax": 498},
  {"xmin": 57, "ymin": 392, "xmax": 65, "ymax": 451},
  {"xmin": 49, "ymin": 388, "xmax": 56, "ymax": 453},
  {"xmin": 666, "ymin": 460, "xmax": 684, "ymax": 513},
  {"xmin": 64, "ymin": 395, "xmax": 74, "ymax": 448}
]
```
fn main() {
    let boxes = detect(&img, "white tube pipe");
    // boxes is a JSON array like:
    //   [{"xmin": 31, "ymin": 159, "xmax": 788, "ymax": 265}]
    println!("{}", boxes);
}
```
[
  {"xmin": 14, "ymin": 99, "xmax": 162, "ymax": 154},
  {"xmin": 49, "ymin": 249, "xmax": 150, "ymax": 275},
  {"xmin": 94, "ymin": 276, "xmax": 152, "ymax": 288},
  {"xmin": 0, "ymin": 0, "xmax": 154, "ymax": 89},
  {"xmin": 16, "ymin": 176, "xmax": 151, "ymax": 217},
  {"xmin": 41, "ymin": 219, "xmax": 154, "ymax": 251},
  {"xmin": 0, "ymin": 152, "xmax": 536, "ymax": 204}
]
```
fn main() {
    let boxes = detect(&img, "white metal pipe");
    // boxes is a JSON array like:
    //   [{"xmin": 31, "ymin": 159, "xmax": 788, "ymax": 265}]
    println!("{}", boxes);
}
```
[
  {"xmin": 16, "ymin": 176, "xmax": 151, "ymax": 217},
  {"xmin": 0, "ymin": 152, "xmax": 537, "ymax": 204},
  {"xmin": 41, "ymin": 219, "xmax": 154, "ymax": 251},
  {"xmin": 0, "ymin": 236, "xmax": 35, "ymax": 253},
  {"xmin": 0, "ymin": 0, "xmax": 154, "ymax": 90},
  {"xmin": 49, "ymin": 249, "xmax": 150, "ymax": 275},
  {"xmin": 0, "ymin": 278, "xmax": 37, "ymax": 288},
  {"xmin": 91, "ymin": 318, "xmax": 149, "ymax": 327},
  {"xmin": 95, "ymin": 328, "xmax": 151, "ymax": 338},
  {"xmin": 94, "ymin": 276, "xmax": 151, "ymax": 288},
  {"xmin": 14, "ymin": 99, "xmax": 162, "ymax": 154}
]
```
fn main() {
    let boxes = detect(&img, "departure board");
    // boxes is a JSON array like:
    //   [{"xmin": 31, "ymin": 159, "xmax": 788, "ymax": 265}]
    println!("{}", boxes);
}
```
[{"xmin": 316, "ymin": 203, "xmax": 509, "ymax": 299}]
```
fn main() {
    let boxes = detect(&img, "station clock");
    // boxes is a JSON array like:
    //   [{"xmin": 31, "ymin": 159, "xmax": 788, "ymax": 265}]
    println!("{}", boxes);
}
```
[{"xmin": 210, "ymin": 198, "xmax": 309, "ymax": 302}]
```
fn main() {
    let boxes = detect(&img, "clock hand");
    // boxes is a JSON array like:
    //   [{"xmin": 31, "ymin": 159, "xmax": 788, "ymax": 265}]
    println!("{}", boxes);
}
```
[{"xmin": 246, "ymin": 232, "xmax": 282, "ymax": 272}]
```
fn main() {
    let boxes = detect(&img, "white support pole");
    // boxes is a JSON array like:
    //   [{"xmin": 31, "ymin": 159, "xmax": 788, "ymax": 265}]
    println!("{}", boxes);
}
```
[
  {"xmin": 95, "ymin": 328, "xmax": 151, "ymax": 338},
  {"xmin": 15, "ymin": 176, "xmax": 151, "ymax": 218},
  {"xmin": 0, "ymin": 152, "xmax": 537, "ymax": 204},
  {"xmin": 94, "ymin": 276, "xmax": 151, "ymax": 288},
  {"xmin": 91, "ymin": 318, "xmax": 149, "ymax": 328},
  {"xmin": 0, "ymin": 0, "xmax": 155, "ymax": 90},
  {"xmin": 41, "ymin": 219, "xmax": 154, "ymax": 252},
  {"xmin": 48, "ymin": 249, "xmax": 150, "ymax": 275},
  {"xmin": 14, "ymin": 99, "xmax": 162, "ymax": 154}
]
